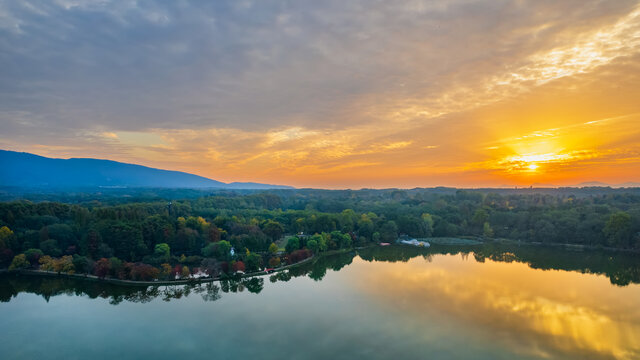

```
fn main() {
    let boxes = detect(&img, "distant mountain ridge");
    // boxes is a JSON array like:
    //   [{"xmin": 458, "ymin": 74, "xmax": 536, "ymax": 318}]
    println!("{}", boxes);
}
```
[
  {"xmin": 539, "ymin": 181, "xmax": 640, "ymax": 188},
  {"xmin": 511, "ymin": 181, "xmax": 639, "ymax": 189},
  {"xmin": 0, "ymin": 150, "xmax": 293, "ymax": 189},
  {"xmin": 577, "ymin": 181, "xmax": 640, "ymax": 188}
]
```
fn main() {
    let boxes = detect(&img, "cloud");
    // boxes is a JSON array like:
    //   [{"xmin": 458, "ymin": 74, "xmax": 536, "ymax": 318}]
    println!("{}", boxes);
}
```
[
  {"xmin": 2, "ymin": 0, "xmax": 638, "ymax": 129},
  {"xmin": 1, "ymin": 0, "xmax": 639, "ymax": 187},
  {"xmin": 102, "ymin": 132, "xmax": 118, "ymax": 139}
]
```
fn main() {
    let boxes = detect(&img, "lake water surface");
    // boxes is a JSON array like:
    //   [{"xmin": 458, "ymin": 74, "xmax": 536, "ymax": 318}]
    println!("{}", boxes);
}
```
[{"xmin": 1, "ymin": 244, "xmax": 639, "ymax": 359}]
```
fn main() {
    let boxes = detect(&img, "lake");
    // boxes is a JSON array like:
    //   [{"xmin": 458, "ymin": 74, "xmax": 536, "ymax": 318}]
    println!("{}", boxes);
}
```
[{"xmin": 1, "ymin": 244, "xmax": 639, "ymax": 359}]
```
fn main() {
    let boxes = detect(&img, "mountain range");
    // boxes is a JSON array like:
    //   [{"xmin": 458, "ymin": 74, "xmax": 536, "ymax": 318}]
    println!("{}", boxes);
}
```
[{"xmin": 0, "ymin": 150, "xmax": 293, "ymax": 189}]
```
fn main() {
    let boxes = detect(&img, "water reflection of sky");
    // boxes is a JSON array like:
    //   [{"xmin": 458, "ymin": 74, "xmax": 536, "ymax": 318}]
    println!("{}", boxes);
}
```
[
  {"xmin": 345, "ymin": 254, "xmax": 640, "ymax": 360},
  {"xmin": 2, "ymin": 251, "xmax": 640, "ymax": 359}
]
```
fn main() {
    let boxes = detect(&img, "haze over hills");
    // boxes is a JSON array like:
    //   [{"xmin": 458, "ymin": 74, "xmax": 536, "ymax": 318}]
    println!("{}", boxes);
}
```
[
  {"xmin": 525, "ymin": 181, "xmax": 640, "ymax": 188},
  {"xmin": 0, "ymin": 150, "xmax": 293, "ymax": 189},
  {"xmin": 576, "ymin": 181, "xmax": 640, "ymax": 188}
]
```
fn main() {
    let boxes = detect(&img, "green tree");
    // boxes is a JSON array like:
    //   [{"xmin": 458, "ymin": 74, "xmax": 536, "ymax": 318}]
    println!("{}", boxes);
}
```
[
  {"xmin": 9, "ymin": 254, "xmax": 29, "ymax": 270},
  {"xmin": 40, "ymin": 239, "xmax": 62, "ymax": 257},
  {"xmin": 472, "ymin": 209, "xmax": 489, "ymax": 228},
  {"xmin": 421, "ymin": 213, "xmax": 434, "ymax": 237},
  {"xmin": 330, "ymin": 231, "xmax": 351, "ymax": 249},
  {"xmin": 215, "ymin": 240, "xmax": 232, "ymax": 261},
  {"xmin": 307, "ymin": 239, "xmax": 319, "ymax": 253},
  {"xmin": 185, "ymin": 216, "xmax": 209, "ymax": 232},
  {"xmin": 268, "ymin": 242, "xmax": 279, "ymax": 254},
  {"xmin": 312, "ymin": 234, "xmax": 328, "ymax": 252},
  {"xmin": 80, "ymin": 229, "xmax": 102, "ymax": 258},
  {"xmin": 24, "ymin": 248, "xmax": 44, "ymax": 265},
  {"xmin": 47, "ymin": 224, "xmax": 76, "ymax": 251},
  {"xmin": 154, "ymin": 243, "xmax": 171, "ymax": 261},
  {"xmin": 483, "ymin": 222, "xmax": 494, "ymax": 238},
  {"xmin": 285, "ymin": 237, "xmax": 300, "ymax": 253},
  {"xmin": 108, "ymin": 257, "xmax": 123, "ymax": 277},
  {"xmin": 202, "ymin": 243, "xmax": 217, "ymax": 257},
  {"xmin": 245, "ymin": 252, "xmax": 263, "ymax": 272},
  {"xmin": 380, "ymin": 221, "xmax": 398, "ymax": 242},
  {"xmin": 604, "ymin": 212, "xmax": 632, "ymax": 247},
  {"xmin": 357, "ymin": 215, "xmax": 374, "ymax": 240},
  {"xmin": 102, "ymin": 222, "xmax": 146, "ymax": 261},
  {"xmin": 534, "ymin": 219, "xmax": 556, "ymax": 243},
  {"xmin": 141, "ymin": 215, "xmax": 174, "ymax": 249},
  {"xmin": 339, "ymin": 209, "xmax": 357, "ymax": 232},
  {"xmin": 72, "ymin": 255, "xmax": 90, "ymax": 274},
  {"xmin": 262, "ymin": 220, "xmax": 285, "ymax": 242}
]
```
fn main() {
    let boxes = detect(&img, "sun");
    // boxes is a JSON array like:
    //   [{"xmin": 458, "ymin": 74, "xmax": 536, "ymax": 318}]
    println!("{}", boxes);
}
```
[{"xmin": 527, "ymin": 163, "xmax": 539, "ymax": 171}]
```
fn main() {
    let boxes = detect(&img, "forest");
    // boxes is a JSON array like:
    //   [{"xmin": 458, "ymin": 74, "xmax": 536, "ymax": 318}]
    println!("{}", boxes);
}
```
[{"xmin": 1, "ymin": 188, "xmax": 639, "ymax": 281}]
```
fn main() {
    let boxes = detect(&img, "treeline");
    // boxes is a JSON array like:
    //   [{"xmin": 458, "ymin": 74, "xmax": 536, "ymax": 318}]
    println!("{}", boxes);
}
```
[
  {"xmin": 0, "ymin": 190, "xmax": 639, "ymax": 279},
  {"xmin": 3, "ymin": 185, "xmax": 640, "ymax": 204}
]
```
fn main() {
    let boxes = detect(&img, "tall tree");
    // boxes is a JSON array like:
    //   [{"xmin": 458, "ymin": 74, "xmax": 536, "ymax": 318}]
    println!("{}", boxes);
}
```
[{"xmin": 604, "ymin": 212, "xmax": 632, "ymax": 247}]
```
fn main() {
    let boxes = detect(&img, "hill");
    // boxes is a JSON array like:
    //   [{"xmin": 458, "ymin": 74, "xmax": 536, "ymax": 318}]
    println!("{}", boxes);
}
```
[{"xmin": 0, "ymin": 150, "xmax": 292, "ymax": 189}]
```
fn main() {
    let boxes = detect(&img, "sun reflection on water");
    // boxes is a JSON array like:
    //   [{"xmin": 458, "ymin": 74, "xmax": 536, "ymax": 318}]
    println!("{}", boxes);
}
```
[{"xmin": 349, "ymin": 255, "xmax": 640, "ymax": 359}]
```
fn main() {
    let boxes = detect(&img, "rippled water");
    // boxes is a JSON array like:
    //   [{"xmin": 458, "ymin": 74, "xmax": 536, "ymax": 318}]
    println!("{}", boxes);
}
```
[{"xmin": 1, "ymin": 244, "xmax": 639, "ymax": 359}]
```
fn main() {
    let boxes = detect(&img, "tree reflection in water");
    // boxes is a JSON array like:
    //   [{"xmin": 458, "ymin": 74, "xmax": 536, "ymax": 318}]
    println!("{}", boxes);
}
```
[
  {"xmin": 0, "ymin": 275, "xmax": 255, "ymax": 304},
  {"xmin": 269, "ymin": 243, "xmax": 640, "ymax": 287}
]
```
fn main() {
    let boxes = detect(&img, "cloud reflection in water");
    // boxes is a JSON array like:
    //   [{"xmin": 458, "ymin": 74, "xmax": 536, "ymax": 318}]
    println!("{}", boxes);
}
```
[{"xmin": 348, "ymin": 255, "xmax": 640, "ymax": 359}]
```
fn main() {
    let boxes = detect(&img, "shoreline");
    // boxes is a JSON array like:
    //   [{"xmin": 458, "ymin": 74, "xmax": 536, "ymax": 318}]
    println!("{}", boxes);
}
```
[
  {"xmin": 6, "ymin": 255, "xmax": 317, "ymax": 287},
  {"xmin": 488, "ymin": 237, "xmax": 640, "ymax": 254}
]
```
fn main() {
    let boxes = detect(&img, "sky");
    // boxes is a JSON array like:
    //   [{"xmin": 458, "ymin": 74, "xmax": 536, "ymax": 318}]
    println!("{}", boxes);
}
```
[{"xmin": 1, "ymin": 0, "xmax": 640, "ymax": 189}]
